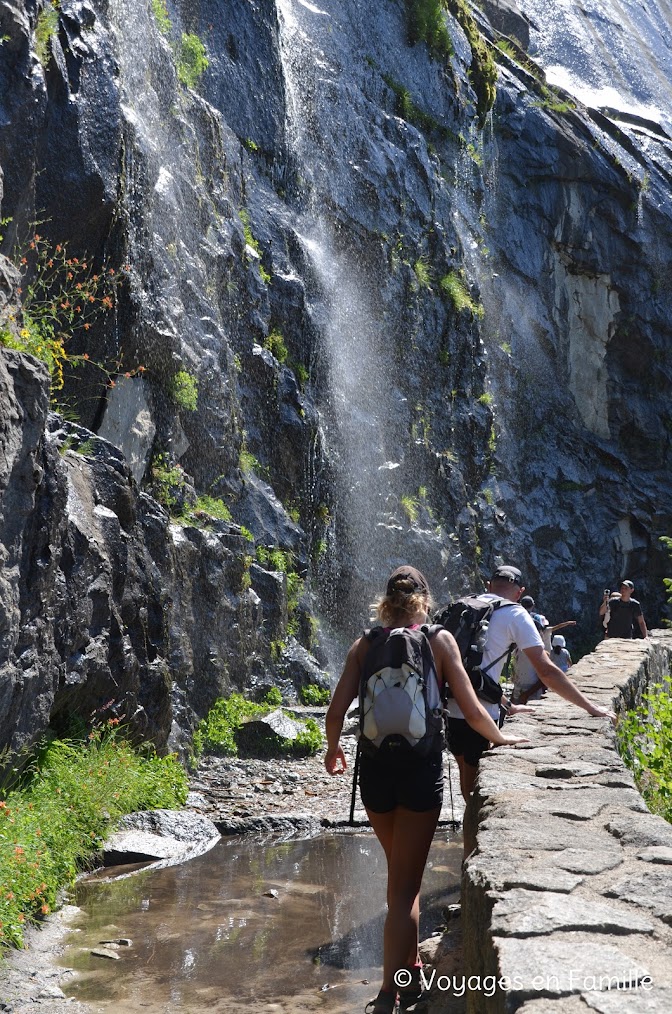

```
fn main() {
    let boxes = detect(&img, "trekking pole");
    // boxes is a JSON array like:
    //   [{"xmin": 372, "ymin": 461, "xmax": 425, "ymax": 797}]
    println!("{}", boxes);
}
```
[
  {"xmin": 447, "ymin": 751, "xmax": 455, "ymax": 826},
  {"xmin": 349, "ymin": 740, "xmax": 361, "ymax": 826}
]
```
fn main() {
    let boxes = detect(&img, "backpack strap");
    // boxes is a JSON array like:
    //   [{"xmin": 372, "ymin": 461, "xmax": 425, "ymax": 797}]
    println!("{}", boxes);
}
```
[
  {"xmin": 478, "ymin": 598, "xmax": 528, "ymax": 677},
  {"xmin": 473, "ymin": 599, "xmax": 516, "ymax": 679},
  {"xmin": 364, "ymin": 626, "xmax": 385, "ymax": 641},
  {"xmin": 480, "ymin": 643, "xmax": 516, "ymax": 676}
]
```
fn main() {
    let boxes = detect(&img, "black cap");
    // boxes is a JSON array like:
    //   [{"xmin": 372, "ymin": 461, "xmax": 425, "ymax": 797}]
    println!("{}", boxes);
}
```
[
  {"xmin": 491, "ymin": 565, "xmax": 523, "ymax": 587},
  {"xmin": 386, "ymin": 566, "xmax": 429, "ymax": 596},
  {"xmin": 520, "ymin": 595, "xmax": 535, "ymax": 608},
  {"xmin": 621, "ymin": 579, "xmax": 634, "ymax": 590}
]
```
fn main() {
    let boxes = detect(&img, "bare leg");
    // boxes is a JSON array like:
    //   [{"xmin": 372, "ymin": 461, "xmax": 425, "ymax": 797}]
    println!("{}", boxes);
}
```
[
  {"xmin": 366, "ymin": 806, "xmax": 441, "ymax": 992},
  {"xmin": 453, "ymin": 754, "xmax": 478, "ymax": 800}
]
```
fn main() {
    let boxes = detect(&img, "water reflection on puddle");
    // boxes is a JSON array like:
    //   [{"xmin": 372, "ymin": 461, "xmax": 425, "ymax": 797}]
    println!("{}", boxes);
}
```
[{"xmin": 63, "ymin": 829, "xmax": 462, "ymax": 1013}]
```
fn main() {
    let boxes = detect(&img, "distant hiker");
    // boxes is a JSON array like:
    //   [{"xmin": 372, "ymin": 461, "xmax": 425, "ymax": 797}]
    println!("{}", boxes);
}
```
[
  {"xmin": 520, "ymin": 594, "xmax": 577, "ymax": 651},
  {"xmin": 513, "ymin": 597, "xmax": 548, "ymax": 702},
  {"xmin": 599, "ymin": 581, "xmax": 648, "ymax": 639},
  {"xmin": 324, "ymin": 566, "xmax": 527, "ymax": 1014},
  {"xmin": 444, "ymin": 564, "xmax": 616, "ymax": 799},
  {"xmin": 550, "ymin": 634, "xmax": 572, "ymax": 672}
]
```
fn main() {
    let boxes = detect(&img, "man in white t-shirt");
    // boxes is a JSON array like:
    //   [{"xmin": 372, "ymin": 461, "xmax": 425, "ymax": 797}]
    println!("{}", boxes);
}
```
[{"xmin": 445, "ymin": 564, "xmax": 616, "ymax": 799}]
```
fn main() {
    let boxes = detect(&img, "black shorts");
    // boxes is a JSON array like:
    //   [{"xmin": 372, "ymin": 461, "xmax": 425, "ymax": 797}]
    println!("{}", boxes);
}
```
[
  {"xmin": 359, "ymin": 742, "xmax": 443, "ymax": 814},
  {"xmin": 445, "ymin": 718, "xmax": 490, "ymax": 768}
]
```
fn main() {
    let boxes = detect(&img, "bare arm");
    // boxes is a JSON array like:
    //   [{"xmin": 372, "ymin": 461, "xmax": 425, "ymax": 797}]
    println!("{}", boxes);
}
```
[
  {"xmin": 324, "ymin": 637, "xmax": 367, "ymax": 774},
  {"xmin": 549, "ymin": 620, "xmax": 577, "ymax": 633},
  {"xmin": 434, "ymin": 631, "xmax": 528, "ymax": 746},
  {"xmin": 523, "ymin": 645, "xmax": 615, "ymax": 720},
  {"xmin": 637, "ymin": 614, "xmax": 648, "ymax": 638}
]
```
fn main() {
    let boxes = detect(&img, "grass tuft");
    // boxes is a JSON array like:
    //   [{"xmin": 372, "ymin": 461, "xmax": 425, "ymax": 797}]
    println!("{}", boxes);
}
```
[{"xmin": 0, "ymin": 725, "xmax": 187, "ymax": 950}]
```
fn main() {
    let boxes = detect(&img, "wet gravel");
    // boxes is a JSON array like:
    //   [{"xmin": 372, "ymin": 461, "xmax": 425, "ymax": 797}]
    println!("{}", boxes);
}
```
[
  {"xmin": 187, "ymin": 711, "xmax": 366, "ymax": 835},
  {"xmin": 187, "ymin": 709, "xmax": 464, "ymax": 834}
]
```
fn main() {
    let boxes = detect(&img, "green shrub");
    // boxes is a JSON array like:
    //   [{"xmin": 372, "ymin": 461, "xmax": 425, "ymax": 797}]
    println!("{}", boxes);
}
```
[
  {"xmin": 193, "ymin": 692, "xmax": 323, "ymax": 759},
  {"xmin": 661, "ymin": 536, "xmax": 672, "ymax": 626},
  {"xmin": 169, "ymin": 369, "xmax": 198, "ymax": 411},
  {"xmin": 293, "ymin": 719, "xmax": 323, "ymax": 756},
  {"xmin": 414, "ymin": 257, "xmax": 432, "ymax": 289},
  {"xmin": 149, "ymin": 453, "xmax": 187, "ymax": 511},
  {"xmin": 300, "ymin": 684, "xmax": 331, "ymax": 706},
  {"xmin": 264, "ymin": 329, "xmax": 288, "ymax": 364},
  {"xmin": 495, "ymin": 39, "xmax": 516, "ymax": 59},
  {"xmin": 291, "ymin": 360, "xmax": 309, "ymax": 389},
  {"xmin": 447, "ymin": 0, "xmax": 497, "ymax": 123},
  {"xmin": 382, "ymin": 73, "xmax": 450, "ymax": 138},
  {"xmin": 191, "ymin": 495, "xmax": 232, "ymax": 522},
  {"xmin": 617, "ymin": 683, "xmax": 672, "ymax": 822},
  {"xmin": 264, "ymin": 687, "xmax": 282, "ymax": 708},
  {"xmin": 256, "ymin": 546, "xmax": 304, "ymax": 634},
  {"xmin": 35, "ymin": 1, "xmax": 59, "ymax": 67},
  {"xmin": 177, "ymin": 32, "xmax": 208, "ymax": 89},
  {"xmin": 401, "ymin": 494, "xmax": 420, "ymax": 524},
  {"xmin": 0, "ymin": 725, "xmax": 187, "ymax": 950},
  {"xmin": 239, "ymin": 447, "xmax": 262, "ymax": 475},
  {"xmin": 532, "ymin": 86, "xmax": 576, "ymax": 114},
  {"xmin": 150, "ymin": 0, "xmax": 171, "ymax": 36},
  {"xmin": 405, "ymin": 0, "xmax": 453, "ymax": 57},
  {"xmin": 238, "ymin": 208, "xmax": 259, "ymax": 254},
  {"xmin": 440, "ymin": 271, "xmax": 484, "ymax": 318}
]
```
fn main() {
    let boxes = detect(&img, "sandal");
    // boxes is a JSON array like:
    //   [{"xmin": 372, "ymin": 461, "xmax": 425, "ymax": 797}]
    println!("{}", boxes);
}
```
[
  {"xmin": 364, "ymin": 988, "xmax": 398, "ymax": 1014},
  {"xmin": 397, "ymin": 965, "xmax": 429, "ymax": 1012},
  {"xmin": 398, "ymin": 992, "xmax": 429, "ymax": 1013}
]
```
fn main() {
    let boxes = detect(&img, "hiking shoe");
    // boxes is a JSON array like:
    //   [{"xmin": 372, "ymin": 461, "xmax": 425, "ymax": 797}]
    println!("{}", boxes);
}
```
[{"xmin": 364, "ymin": 988, "xmax": 398, "ymax": 1014}]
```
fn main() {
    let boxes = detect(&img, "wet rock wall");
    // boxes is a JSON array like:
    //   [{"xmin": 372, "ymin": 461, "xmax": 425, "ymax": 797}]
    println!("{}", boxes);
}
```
[
  {"xmin": 461, "ymin": 632, "xmax": 672, "ymax": 1012},
  {"xmin": 0, "ymin": 344, "xmax": 315, "ymax": 754}
]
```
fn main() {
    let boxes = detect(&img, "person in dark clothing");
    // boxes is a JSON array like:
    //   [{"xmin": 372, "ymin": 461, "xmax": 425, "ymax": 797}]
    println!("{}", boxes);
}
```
[{"xmin": 599, "ymin": 580, "xmax": 648, "ymax": 639}]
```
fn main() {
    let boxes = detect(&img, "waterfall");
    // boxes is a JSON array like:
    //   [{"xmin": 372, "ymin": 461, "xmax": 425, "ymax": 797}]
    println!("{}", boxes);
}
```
[{"xmin": 276, "ymin": 0, "xmax": 404, "ymax": 632}]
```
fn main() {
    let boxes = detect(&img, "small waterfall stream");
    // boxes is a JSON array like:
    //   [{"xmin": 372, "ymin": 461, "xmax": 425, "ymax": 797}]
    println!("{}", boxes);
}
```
[{"xmin": 275, "ymin": 0, "xmax": 406, "ymax": 633}]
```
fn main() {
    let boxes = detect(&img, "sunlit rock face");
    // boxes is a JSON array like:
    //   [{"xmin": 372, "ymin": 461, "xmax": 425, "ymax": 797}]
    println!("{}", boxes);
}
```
[{"xmin": 1, "ymin": 0, "xmax": 672, "ymax": 745}]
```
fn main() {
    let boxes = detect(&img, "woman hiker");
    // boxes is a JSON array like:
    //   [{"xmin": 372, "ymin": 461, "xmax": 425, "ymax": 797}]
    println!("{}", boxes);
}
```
[{"xmin": 324, "ymin": 566, "xmax": 528, "ymax": 1014}]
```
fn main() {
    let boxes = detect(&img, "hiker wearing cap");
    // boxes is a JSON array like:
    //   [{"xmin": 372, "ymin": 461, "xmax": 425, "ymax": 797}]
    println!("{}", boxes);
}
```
[
  {"xmin": 599, "ymin": 581, "xmax": 648, "ymax": 639},
  {"xmin": 550, "ymin": 634, "xmax": 572, "ymax": 672},
  {"xmin": 324, "ymin": 566, "xmax": 527, "ymax": 1014},
  {"xmin": 446, "ymin": 564, "xmax": 616, "ymax": 798}
]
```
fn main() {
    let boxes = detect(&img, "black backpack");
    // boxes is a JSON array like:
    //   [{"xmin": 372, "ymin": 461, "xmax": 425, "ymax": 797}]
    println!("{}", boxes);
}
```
[
  {"xmin": 358, "ymin": 625, "xmax": 444, "ymax": 757},
  {"xmin": 433, "ymin": 596, "xmax": 515, "ymax": 704}
]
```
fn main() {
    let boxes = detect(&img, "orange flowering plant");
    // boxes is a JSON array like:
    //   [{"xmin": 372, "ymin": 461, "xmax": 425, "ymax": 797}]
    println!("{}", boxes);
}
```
[{"xmin": 0, "ymin": 232, "xmax": 143, "ymax": 398}]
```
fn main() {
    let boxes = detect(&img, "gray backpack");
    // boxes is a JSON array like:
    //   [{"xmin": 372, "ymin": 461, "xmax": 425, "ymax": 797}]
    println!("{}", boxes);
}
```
[{"xmin": 358, "ymin": 625, "xmax": 444, "ymax": 757}]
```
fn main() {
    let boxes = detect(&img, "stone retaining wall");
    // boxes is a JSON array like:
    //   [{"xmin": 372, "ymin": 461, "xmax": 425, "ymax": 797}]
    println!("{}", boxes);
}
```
[{"xmin": 461, "ymin": 631, "xmax": 672, "ymax": 1013}]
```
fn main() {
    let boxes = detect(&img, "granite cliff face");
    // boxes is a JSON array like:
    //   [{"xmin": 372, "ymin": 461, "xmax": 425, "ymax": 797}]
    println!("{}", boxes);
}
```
[{"xmin": 0, "ymin": 0, "xmax": 671, "ymax": 749}]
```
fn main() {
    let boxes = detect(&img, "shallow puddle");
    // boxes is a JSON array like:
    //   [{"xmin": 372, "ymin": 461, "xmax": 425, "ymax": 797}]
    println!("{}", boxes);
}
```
[{"xmin": 62, "ymin": 829, "xmax": 463, "ymax": 1013}]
